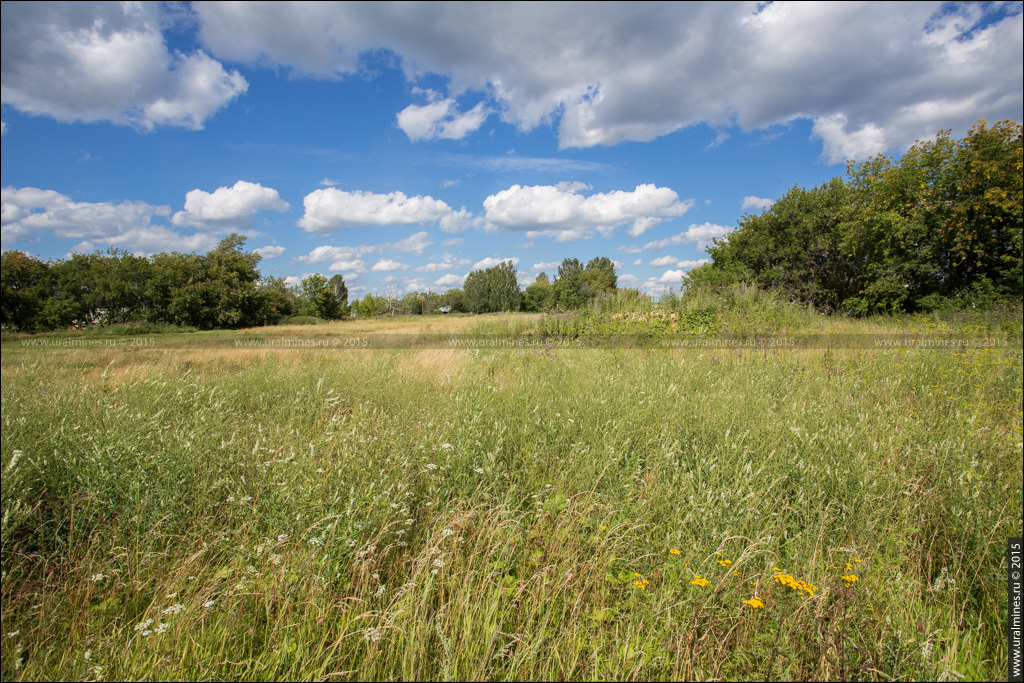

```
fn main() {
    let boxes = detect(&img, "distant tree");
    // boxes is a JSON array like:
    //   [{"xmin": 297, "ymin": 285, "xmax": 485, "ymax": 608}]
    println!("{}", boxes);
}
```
[
  {"xmin": 441, "ymin": 288, "xmax": 465, "ymax": 312},
  {"xmin": 299, "ymin": 273, "xmax": 343, "ymax": 319},
  {"xmin": 356, "ymin": 293, "xmax": 389, "ymax": 317},
  {"xmin": 687, "ymin": 119, "xmax": 1023, "ymax": 314},
  {"xmin": 422, "ymin": 291, "xmax": 443, "ymax": 314},
  {"xmin": 553, "ymin": 258, "xmax": 584, "ymax": 309},
  {"xmin": 523, "ymin": 272, "xmax": 555, "ymax": 312},
  {"xmin": 580, "ymin": 256, "xmax": 618, "ymax": 303},
  {"xmin": 1, "ymin": 251, "xmax": 50, "ymax": 331},
  {"xmin": 328, "ymin": 274, "xmax": 349, "ymax": 315},
  {"xmin": 256, "ymin": 276, "xmax": 297, "ymax": 325},
  {"xmin": 399, "ymin": 292, "xmax": 424, "ymax": 315},
  {"xmin": 464, "ymin": 260, "xmax": 522, "ymax": 313}
]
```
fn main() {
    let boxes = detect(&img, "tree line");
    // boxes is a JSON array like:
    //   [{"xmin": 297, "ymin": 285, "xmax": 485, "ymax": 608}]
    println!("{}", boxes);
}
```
[
  {"xmin": 0, "ymin": 234, "xmax": 350, "ymax": 331},
  {"xmin": 1, "ymin": 233, "xmax": 621, "ymax": 331},
  {"xmin": 686, "ymin": 119, "xmax": 1022, "ymax": 314}
]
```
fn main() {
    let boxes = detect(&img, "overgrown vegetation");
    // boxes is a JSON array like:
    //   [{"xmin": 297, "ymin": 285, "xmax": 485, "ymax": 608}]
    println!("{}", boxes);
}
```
[
  {"xmin": 687, "ymin": 120, "xmax": 1022, "ymax": 314},
  {"xmin": 2, "ymin": 303, "xmax": 1020, "ymax": 681}
]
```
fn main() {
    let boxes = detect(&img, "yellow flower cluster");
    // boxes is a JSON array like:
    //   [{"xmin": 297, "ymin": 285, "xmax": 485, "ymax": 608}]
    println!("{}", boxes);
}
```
[
  {"xmin": 690, "ymin": 575, "xmax": 709, "ymax": 588},
  {"xmin": 717, "ymin": 559, "xmax": 732, "ymax": 567},
  {"xmin": 742, "ymin": 596, "xmax": 765, "ymax": 609},
  {"xmin": 633, "ymin": 572, "xmax": 650, "ymax": 591},
  {"xmin": 842, "ymin": 574, "xmax": 859, "ymax": 588},
  {"xmin": 773, "ymin": 572, "xmax": 817, "ymax": 597},
  {"xmin": 669, "ymin": 548, "xmax": 681, "ymax": 555}
]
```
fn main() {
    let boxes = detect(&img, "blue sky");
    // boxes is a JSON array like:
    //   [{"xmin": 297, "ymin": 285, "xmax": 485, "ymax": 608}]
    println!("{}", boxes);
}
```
[{"xmin": 2, "ymin": 2, "xmax": 1022, "ymax": 297}]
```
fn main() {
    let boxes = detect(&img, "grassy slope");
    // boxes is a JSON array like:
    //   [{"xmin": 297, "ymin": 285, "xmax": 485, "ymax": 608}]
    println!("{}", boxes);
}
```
[{"xmin": 1, "ymin": 307, "xmax": 1021, "ymax": 681}]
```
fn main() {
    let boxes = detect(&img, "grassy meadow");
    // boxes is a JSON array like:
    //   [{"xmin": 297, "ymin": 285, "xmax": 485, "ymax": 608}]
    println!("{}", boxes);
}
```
[{"xmin": 1, "ymin": 300, "xmax": 1022, "ymax": 681}]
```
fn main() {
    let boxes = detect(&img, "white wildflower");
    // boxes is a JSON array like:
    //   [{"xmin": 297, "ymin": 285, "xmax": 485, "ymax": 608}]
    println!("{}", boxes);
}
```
[
  {"xmin": 364, "ymin": 627, "xmax": 381, "ymax": 642},
  {"xmin": 162, "ymin": 603, "xmax": 186, "ymax": 616}
]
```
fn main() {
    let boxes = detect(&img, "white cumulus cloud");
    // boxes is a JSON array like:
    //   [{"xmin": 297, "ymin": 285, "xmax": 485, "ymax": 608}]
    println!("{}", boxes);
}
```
[
  {"xmin": 255, "ymin": 245, "xmax": 285, "ymax": 259},
  {"xmin": 417, "ymin": 255, "xmax": 472, "ymax": 273},
  {"xmin": 172, "ymin": 181, "xmax": 289, "ymax": 229},
  {"xmin": 396, "ymin": 94, "xmax": 489, "ymax": 142},
  {"xmin": 483, "ymin": 183, "xmax": 692, "ymax": 242},
  {"xmin": 191, "ymin": 3, "xmax": 1022, "ymax": 159},
  {"xmin": 649, "ymin": 255, "xmax": 678, "ymax": 267},
  {"xmin": 472, "ymin": 256, "xmax": 520, "ymax": 271},
  {"xmin": 741, "ymin": 195, "xmax": 774, "ymax": 211},
  {"xmin": 432, "ymin": 273, "xmax": 466, "ymax": 288},
  {"xmin": 641, "ymin": 222, "xmax": 732, "ymax": 250},
  {"xmin": 371, "ymin": 259, "xmax": 410, "ymax": 272},
  {"xmin": 298, "ymin": 188, "xmax": 470, "ymax": 234},
  {"xmin": 1, "ymin": 3, "xmax": 247, "ymax": 130},
  {"xmin": 0, "ymin": 185, "xmax": 223, "ymax": 255}
]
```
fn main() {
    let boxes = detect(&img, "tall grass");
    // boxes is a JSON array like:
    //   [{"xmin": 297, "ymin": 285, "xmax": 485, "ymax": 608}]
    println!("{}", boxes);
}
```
[{"xmin": 1, "ymin": 304, "xmax": 1021, "ymax": 680}]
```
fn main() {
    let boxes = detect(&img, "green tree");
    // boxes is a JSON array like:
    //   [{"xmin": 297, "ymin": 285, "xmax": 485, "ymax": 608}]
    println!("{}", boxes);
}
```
[
  {"xmin": 441, "ymin": 288, "xmax": 465, "ymax": 312},
  {"xmin": 580, "ymin": 256, "xmax": 618, "ymax": 303},
  {"xmin": 523, "ymin": 272, "xmax": 555, "ymax": 312},
  {"xmin": 1, "ymin": 251, "xmax": 50, "ymax": 331},
  {"xmin": 553, "ymin": 258, "xmax": 584, "ymax": 309},
  {"xmin": 328, "ymin": 274, "xmax": 349, "ymax": 317},
  {"xmin": 299, "ymin": 274, "xmax": 343, "ymax": 319}
]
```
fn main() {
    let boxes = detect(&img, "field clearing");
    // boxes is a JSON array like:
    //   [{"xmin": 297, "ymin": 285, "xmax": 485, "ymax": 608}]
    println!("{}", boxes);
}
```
[{"xmin": 1, "ymin": 312, "xmax": 1022, "ymax": 681}]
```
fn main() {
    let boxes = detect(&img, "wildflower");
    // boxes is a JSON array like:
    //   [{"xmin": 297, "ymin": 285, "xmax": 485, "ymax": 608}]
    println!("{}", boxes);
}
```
[
  {"xmin": 717, "ymin": 559, "xmax": 732, "ymax": 567},
  {"xmin": 426, "ymin": 463, "xmax": 438, "ymax": 470},
  {"xmin": 690, "ymin": 575, "xmax": 709, "ymax": 588},
  {"xmin": 203, "ymin": 600, "xmax": 216, "ymax": 608},
  {"xmin": 773, "ymin": 572, "xmax": 817, "ymax": 597},
  {"xmin": 474, "ymin": 468, "xmax": 485, "ymax": 474},
  {"xmin": 440, "ymin": 443, "xmax": 452, "ymax": 451},
  {"xmin": 6, "ymin": 631, "xmax": 20, "ymax": 638},
  {"xmin": 277, "ymin": 534, "xmax": 289, "ymax": 542},
  {"xmin": 162, "ymin": 603, "xmax": 186, "ymax": 616},
  {"xmin": 842, "ymin": 574, "xmax": 859, "ymax": 588},
  {"xmin": 154, "ymin": 622, "xmax": 169, "ymax": 635},
  {"xmin": 669, "ymin": 548, "xmax": 681, "ymax": 555},
  {"xmin": 742, "ymin": 596, "xmax": 765, "ymax": 609},
  {"xmin": 600, "ymin": 525, "xmax": 607, "ymax": 531},
  {"xmin": 364, "ymin": 627, "xmax": 381, "ymax": 642},
  {"xmin": 134, "ymin": 619, "xmax": 154, "ymax": 636},
  {"xmin": 91, "ymin": 573, "xmax": 105, "ymax": 582},
  {"xmin": 439, "ymin": 529, "xmax": 455, "ymax": 538}
]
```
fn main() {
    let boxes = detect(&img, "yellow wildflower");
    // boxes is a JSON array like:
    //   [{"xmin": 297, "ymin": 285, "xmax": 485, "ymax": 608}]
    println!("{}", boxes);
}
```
[
  {"xmin": 690, "ymin": 576, "xmax": 709, "ymax": 588},
  {"xmin": 742, "ymin": 596, "xmax": 765, "ymax": 609},
  {"xmin": 670, "ymin": 548, "xmax": 681, "ymax": 555}
]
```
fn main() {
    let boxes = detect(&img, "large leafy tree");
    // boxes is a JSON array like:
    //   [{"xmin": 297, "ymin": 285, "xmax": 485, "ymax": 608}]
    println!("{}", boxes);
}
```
[
  {"xmin": 1, "ymin": 251, "xmax": 50, "ymax": 331},
  {"xmin": 688, "ymin": 119, "xmax": 1022, "ymax": 314}
]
